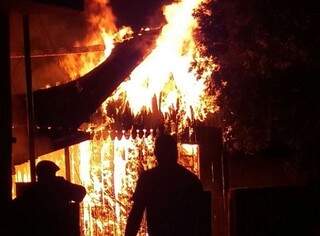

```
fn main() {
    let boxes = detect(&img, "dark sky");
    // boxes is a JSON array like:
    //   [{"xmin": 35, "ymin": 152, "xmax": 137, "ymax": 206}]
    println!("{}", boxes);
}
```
[{"xmin": 110, "ymin": 0, "xmax": 173, "ymax": 29}]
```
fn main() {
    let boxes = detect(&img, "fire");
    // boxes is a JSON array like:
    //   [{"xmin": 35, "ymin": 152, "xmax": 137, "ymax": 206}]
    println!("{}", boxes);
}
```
[
  {"xmin": 101, "ymin": 0, "xmax": 218, "ymax": 131},
  {"xmin": 59, "ymin": 0, "xmax": 133, "ymax": 80},
  {"xmin": 60, "ymin": 0, "xmax": 218, "ymax": 130},
  {"xmin": 13, "ymin": 131, "xmax": 199, "ymax": 236},
  {"xmin": 14, "ymin": 0, "xmax": 215, "ymax": 235},
  {"xmin": 60, "ymin": 1, "xmax": 214, "ymax": 233},
  {"xmin": 74, "ymin": 132, "xmax": 199, "ymax": 236},
  {"xmin": 72, "ymin": 131, "xmax": 158, "ymax": 235}
]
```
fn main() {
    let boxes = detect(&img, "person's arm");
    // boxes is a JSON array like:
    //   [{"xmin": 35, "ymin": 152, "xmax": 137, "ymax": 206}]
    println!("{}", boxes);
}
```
[
  {"xmin": 55, "ymin": 176, "xmax": 86, "ymax": 202},
  {"xmin": 125, "ymin": 174, "xmax": 146, "ymax": 236},
  {"xmin": 68, "ymin": 182, "xmax": 86, "ymax": 202},
  {"xmin": 125, "ymin": 200, "xmax": 145, "ymax": 236}
]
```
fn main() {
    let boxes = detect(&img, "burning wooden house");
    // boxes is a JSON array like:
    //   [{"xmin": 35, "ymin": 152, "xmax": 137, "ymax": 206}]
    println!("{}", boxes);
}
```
[{"xmin": 12, "ymin": 0, "xmax": 221, "ymax": 235}]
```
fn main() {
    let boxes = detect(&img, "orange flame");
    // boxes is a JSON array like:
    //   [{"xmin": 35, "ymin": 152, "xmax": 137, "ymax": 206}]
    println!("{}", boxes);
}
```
[
  {"xmin": 13, "ymin": 1, "xmax": 217, "ymax": 235},
  {"xmin": 73, "ymin": 131, "xmax": 199, "ymax": 235},
  {"xmin": 102, "ymin": 0, "xmax": 218, "ymax": 130},
  {"xmin": 60, "ymin": 0, "xmax": 133, "ymax": 80},
  {"xmin": 60, "ymin": 0, "xmax": 218, "ymax": 130},
  {"xmin": 13, "ymin": 131, "xmax": 199, "ymax": 236}
]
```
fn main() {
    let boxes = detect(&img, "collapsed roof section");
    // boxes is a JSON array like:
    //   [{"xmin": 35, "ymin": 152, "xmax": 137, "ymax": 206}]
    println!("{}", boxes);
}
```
[{"xmin": 34, "ymin": 30, "xmax": 158, "ymax": 132}]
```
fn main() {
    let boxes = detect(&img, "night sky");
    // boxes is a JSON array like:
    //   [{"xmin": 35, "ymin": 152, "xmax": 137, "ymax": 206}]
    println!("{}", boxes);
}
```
[{"xmin": 110, "ymin": 0, "xmax": 173, "ymax": 29}]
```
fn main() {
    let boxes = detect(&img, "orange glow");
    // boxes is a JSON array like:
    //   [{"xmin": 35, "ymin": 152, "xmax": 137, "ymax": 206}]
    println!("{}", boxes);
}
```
[
  {"xmin": 71, "ymin": 132, "xmax": 198, "ymax": 236},
  {"xmin": 12, "ymin": 150, "xmax": 66, "ymax": 198},
  {"xmin": 60, "ymin": 0, "xmax": 133, "ymax": 80},
  {"xmin": 14, "ymin": 132, "xmax": 199, "ymax": 236},
  {"xmin": 178, "ymin": 143, "xmax": 200, "ymax": 177},
  {"xmin": 102, "ymin": 0, "xmax": 218, "ymax": 130},
  {"xmin": 14, "ymin": 0, "xmax": 215, "ymax": 235},
  {"xmin": 60, "ymin": 0, "xmax": 218, "ymax": 129}
]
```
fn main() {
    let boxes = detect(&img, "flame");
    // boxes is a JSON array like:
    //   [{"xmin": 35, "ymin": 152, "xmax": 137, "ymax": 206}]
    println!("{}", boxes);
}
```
[
  {"xmin": 60, "ymin": 0, "xmax": 133, "ymax": 80},
  {"xmin": 103, "ymin": 0, "xmax": 218, "ymax": 130},
  {"xmin": 113, "ymin": 135, "xmax": 127, "ymax": 227},
  {"xmin": 74, "ymin": 131, "xmax": 159, "ymax": 235},
  {"xmin": 79, "ymin": 141, "xmax": 92, "ymax": 233},
  {"xmin": 60, "ymin": 0, "xmax": 218, "ymax": 129},
  {"xmin": 72, "ymin": 131, "xmax": 198, "ymax": 236},
  {"xmin": 14, "ymin": 0, "xmax": 214, "ymax": 235},
  {"xmin": 13, "ymin": 131, "xmax": 199, "ymax": 236}
]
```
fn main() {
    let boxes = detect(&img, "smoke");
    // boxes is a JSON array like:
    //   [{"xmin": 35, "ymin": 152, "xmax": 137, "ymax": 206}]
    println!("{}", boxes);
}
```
[{"xmin": 59, "ymin": 0, "xmax": 118, "ymax": 80}]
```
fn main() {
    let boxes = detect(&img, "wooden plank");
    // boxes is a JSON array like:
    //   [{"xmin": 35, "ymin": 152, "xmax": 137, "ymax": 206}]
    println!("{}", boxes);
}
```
[{"xmin": 196, "ymin": 127, "xmax": 226, "ymax": 236}]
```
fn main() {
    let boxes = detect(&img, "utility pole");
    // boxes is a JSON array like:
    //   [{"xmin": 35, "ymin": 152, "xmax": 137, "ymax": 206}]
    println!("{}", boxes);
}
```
[
  {"xmin": 23, "ymin": 14, "xmax": 37, "ymax": 182},
  {"xmin": 0, "ymin": 1, "xmax": 12, "ymax": 205},
  {"xmin": 0, "ymin": 2, "xmax": 13, "ymax": 235}
]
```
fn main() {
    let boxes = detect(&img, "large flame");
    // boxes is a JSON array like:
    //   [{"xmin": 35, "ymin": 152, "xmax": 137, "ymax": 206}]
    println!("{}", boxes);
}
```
[
  {"xmin": 14, "ymin": 0, "xmax": 215, "ymax": 235},
  {"xmin": 61, "ymin": 0, "xmax": 218, "ymax": 130},
  {"xmin": 103, "ymin": 0, "xmax": 218, "ymax": 130},
  {"xmin": 13, "ymin": 131, "xmax": 199, "ymax": 236},
  {"xmin": 59, "ymin": 0, "xmax": 133, "ymax": 80}
]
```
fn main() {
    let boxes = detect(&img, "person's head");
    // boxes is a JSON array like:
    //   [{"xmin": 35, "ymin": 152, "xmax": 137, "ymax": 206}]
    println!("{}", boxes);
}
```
[
  {"xmin": 36, "ymin": 160, "xmax": 60, "ymax": 182},
  {"xmin": 154, "ymin": 134, "xmax": 178, "ymax": 166}
]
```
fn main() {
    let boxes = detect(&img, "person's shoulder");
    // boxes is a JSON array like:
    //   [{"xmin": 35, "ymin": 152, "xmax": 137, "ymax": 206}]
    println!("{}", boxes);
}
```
[
  {"xmin": 178, "ymin": 165, "xmax": 198, "ymax": 177},
  {"xmin": 139, "ymin": 167, "xmax": 159, "ymax": 178},
  {"xmin": 138, "ymin": 167, "xmax": 165, "ymax": 183},
  {"xmin": 178, "ymin": 165, "xmax": 202, "ymax": 187}
]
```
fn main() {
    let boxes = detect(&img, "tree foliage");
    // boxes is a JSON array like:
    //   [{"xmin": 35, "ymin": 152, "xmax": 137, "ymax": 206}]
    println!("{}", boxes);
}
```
[{"xmin": 196, "ymin": 0, "xmax": 320, "ymax": 177}]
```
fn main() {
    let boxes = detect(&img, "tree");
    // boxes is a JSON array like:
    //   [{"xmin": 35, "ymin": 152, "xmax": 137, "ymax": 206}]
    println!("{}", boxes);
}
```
[{"xmin": 196, "ymin": 0, "xmax": 320, "ymax": 180}]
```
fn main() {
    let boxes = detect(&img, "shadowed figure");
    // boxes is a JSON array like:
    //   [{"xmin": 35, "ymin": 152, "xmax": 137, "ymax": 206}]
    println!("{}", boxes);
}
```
[
  {"xmin": 125, "ymin": 134, "xmax": 203, "ymax": 236},
  {"xmin": 12, "ymin": 160, "xmax": 86, "ymax": 236}
]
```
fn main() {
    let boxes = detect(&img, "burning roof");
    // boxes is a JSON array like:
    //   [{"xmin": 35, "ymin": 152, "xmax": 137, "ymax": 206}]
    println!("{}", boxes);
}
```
[
  {"xmin": 12, "ymin": 0, "xmax": 218, "ymax": 165},
  {"xmin": 34, "ymin": 30, "xmax": 158, "ymax": 131},
  {"xmin": 13, "ymin": 0, "xmax": 218, "ymax": 234}
]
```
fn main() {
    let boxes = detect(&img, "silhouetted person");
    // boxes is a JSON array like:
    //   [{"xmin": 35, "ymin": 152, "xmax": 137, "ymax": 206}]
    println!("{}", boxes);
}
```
[
  {"xmin": 12, "ymin": 160, "xmax": 86, "ymax": 236},
  {"xmin": 125, "ymin": 134, "xmax": 203, "ymax": 236}
]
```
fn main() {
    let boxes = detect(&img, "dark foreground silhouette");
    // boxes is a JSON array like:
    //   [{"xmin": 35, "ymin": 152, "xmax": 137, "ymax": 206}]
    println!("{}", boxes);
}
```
[
  {"xmin": 125, "ymin": 134, "xmax": 204, "ymax": 236},
  {"xmin": 12, "ymin": 160, "xmax": 86, "ymax": 236}
]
